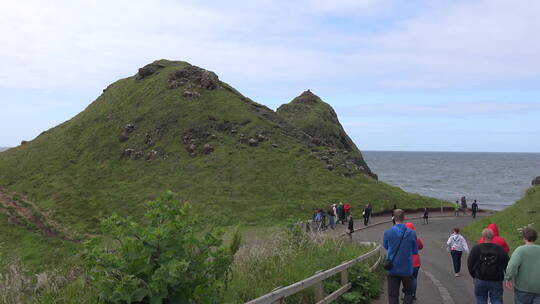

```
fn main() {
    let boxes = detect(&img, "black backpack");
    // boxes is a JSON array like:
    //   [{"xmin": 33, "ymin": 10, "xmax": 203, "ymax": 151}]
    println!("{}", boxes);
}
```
[{"xmin": 477, "ymin": 247, "xmax": 499, "ymax": 278}]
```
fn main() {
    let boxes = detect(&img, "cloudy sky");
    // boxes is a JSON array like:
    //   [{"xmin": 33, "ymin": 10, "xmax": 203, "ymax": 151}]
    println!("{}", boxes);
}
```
[{"xmin": 1, "ymin": 0, "xmax": 539, "ymax": 152}]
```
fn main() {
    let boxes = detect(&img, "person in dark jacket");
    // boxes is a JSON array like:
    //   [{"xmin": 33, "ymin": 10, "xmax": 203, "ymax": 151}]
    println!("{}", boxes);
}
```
[
  {"xmin": 363, "ymin": 204, "xmax": 371, "ymax": 226},
  {"xmin": 467, "ymin": 228, "xmax": 510, "ymax": 304},
  {"xmin": 347, "ymin": 215, "xmax": 354, "ymax": 236},
  {"xmin": 471, "ymin": 200, "xmax": 479, "ymax": 219},
  {"xmin": 423, "ymin": 208, "xmax": 429, "ymax": 225},
  {"xmin": 383, "ymin": 209, "xmax": 418, "ymax": 304},
  {"xmin": 337, "ymin": 202, "xmax": 345, "ymax": 224},
  {"xmin": 461, "ymin": 196, "xmax": 467, "ymax": 215}
]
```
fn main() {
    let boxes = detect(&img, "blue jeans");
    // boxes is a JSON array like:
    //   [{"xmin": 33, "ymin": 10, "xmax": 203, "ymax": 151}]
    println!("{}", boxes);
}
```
[
  {"xmin": 474, "ymin": 279, "xmax": 503, "ymax": 304},
  {"xmin": 515, "ymin": 288, "xmax": 540, "ymax": 304}
]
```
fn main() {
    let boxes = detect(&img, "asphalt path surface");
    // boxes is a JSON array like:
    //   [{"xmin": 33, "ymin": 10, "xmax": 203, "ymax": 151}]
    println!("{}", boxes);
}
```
[{"xmin": 331, "ymin": 213, "xmax": 513, "ymax": 304}]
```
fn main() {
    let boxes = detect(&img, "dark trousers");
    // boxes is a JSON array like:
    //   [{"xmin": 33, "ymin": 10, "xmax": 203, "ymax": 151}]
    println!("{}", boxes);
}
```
[
  {"xmin": 364, "ymin": 216, "xmax": 369, "ymax": 226},
  {"xmin": 472, "ymin": 210, "xmax": 477, "ymax": 218},
  {"xmin": 450, "ymin": 250, "xmax": 463, "ymax": 273},
  {"xmin": 474, "ymin": 279, "xmax": 503, "ymax": 304},
  {"xmin": 388, "ymin": 275, "xmax": 414, "ymax": 304}
]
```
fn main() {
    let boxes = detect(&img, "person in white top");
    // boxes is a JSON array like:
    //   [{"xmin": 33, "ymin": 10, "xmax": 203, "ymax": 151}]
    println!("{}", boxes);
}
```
[{"xmin": 447, "ymin": 227, "xmax": 470, "ymax": 277}]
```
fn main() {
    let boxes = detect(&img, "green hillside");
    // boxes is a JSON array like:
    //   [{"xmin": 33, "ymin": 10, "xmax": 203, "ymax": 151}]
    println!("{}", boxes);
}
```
[
  {"xmin": 0, "ymin": 59, "xmax": 444, "ymax": 268},
  {"xmin": 465, "ymin": 184, "xmax": 540, "ymax": 251}
]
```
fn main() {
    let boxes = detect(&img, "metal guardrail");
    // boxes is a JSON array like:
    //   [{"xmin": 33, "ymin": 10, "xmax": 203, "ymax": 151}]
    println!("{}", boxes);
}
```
[{"xmin": 245, "ymin": 242, "xmax": 382, "ymax": 304}]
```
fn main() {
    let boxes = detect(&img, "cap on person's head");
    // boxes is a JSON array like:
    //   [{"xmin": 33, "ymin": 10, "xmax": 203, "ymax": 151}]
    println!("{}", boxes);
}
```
[
  {"xmin": 522, "ymin": 227, "xmax": 537, "ymax": 242},
  {"xmin": 482, "ymin": 228, "xmax": 494, "ymax": 241},
  {"xmin": 394, "ymin": 209, "xmax": 405, "ymax": 222}
]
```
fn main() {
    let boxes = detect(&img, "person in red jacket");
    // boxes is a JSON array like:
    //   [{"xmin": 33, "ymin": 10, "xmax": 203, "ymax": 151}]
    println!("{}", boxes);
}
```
[
  {"xmin": 478, "ymin": 223, "xmax": 510, "ymax": 253},
  {"xmin": 406, "ymin": 222, "xmax": 423, "ymax": 301},
  {"xmin": 344, "ymin": 202, "xmax": 352, "ymax": 221}
]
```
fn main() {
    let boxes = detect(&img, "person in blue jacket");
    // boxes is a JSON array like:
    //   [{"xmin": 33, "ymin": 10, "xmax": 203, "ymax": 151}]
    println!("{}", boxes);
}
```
[{"xmin": 383, "ymin": 209, "xmax": 419, "ymax": 304}]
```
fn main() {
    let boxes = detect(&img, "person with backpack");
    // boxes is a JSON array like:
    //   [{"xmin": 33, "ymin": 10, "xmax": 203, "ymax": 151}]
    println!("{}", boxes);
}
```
[
  {"xmin": 467, "ymin": 228, "xmax": 510, "ymax": 304},
  {"xmin": 472, "ymin": 200, "xmax": 479, "ymax": 219},
  {"xmin": 423, "ymin": 208, "xmax": 429, "ymax": 225},
  {"xmin": 505, "ymin": 227, "xmax": 540, "ymax": 304},
  {"xmin": 479, "ymin": 223, "xmax": 510, "ymax": 254},
  {"xmin": 447, "ymin": 227, "xmax": 469, "ymax": 277},
  {"xmin": 383, "ymin": 209, "xmax": 418, "ymax": 304},
  {"xmin": 405, "ymin": 222, "xmax": 423, "ymax": 301}
]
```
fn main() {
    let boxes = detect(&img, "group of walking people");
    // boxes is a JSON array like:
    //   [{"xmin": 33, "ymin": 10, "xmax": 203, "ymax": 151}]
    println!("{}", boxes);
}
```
[
  {"xmin": 454, "ymin": 196, "xmax": 479, "ymax": 218},
  {"xmin": 384, "ymin": 209, "xmax": 540, "ymax": 304},
  {"xmin": 312, "ymin": 202, "xmax": 352, "ymax": 231}
]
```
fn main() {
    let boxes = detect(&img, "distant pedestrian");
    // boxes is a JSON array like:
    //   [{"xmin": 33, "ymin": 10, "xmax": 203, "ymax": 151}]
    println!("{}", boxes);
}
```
[
  {"xmin": 383, "ymin": 209, "xmax": 418, "ymax": 304},
  {"xmin": 344, "ymin": 202, "xmax": 352, "ymax": 221},
  {"xmin": 337, "ymin": 202, "xmax": 345, "ymax": 224},
  {"xmin": 472, "ymin": 200, "xmax": 479, "ymax": 219},
  {"xmin": 327, "ymin": 204, "xmax": 336, "ymax": 229},
  {"xmin": 461, "ymin": 196, "xmax": 467, "ymax": 215},
  {"xmin": 454, "ymin": 201, "xmax": 460, "ymax": 217},
  {"xmin": 363, "ymin": 204, "xmax": 371, "ymax": 226},
  {"xmin": 505, "ymin": 227, "xmax": 540, "ymax": 304},
  {"xmin": 447, "ymin": 227, "xmax": 469, "ymax": 277},
  {"xmin": 366, "ymin": 203, "xmax": 373, "ymax": 225},
  {"xmin": 392, "ymin": 204, "xmax": 397, "ymax": 225},
  {"xmin": 468, "ymin": 228, "xmax": 509, "ymax": 304},
  {"xmin": 346, "ymin": 215, "xmax": 354, "ymax": 240},
  {"xmin": 479, "ymin": 224, "xmax": 510, "ymax": 254},
  {"xmin": 405, "ymin": 222, "xmax": 423, "ymax": 301},
  {"xmin": 423, "ymin": 208, "xmax": 429, "ymax": 225}
]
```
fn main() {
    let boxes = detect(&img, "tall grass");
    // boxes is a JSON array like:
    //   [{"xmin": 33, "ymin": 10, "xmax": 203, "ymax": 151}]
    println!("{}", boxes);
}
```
[
  {"xmin": 0, "ymin": 261, "xmax": 97, "ymax": 304},
  {"xmin": 224, "ymin": 227, "xmax": 376, "ymax": 303}
]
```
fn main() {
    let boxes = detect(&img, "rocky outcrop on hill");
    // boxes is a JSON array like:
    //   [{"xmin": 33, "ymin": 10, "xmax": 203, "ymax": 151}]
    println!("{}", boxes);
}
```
[
  {"xmin": 277, "ymin": 90, "xmax": 377, "ymax": 179},
  {"xmin": 533, "ymin": 176, "xmax": 540, "ymax": 186}
]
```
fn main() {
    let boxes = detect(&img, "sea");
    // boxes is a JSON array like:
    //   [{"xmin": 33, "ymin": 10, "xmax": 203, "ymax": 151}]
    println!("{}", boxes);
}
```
[{"xmin": 363, "ymin": 151, "xmax": 540, "ymax": 211}]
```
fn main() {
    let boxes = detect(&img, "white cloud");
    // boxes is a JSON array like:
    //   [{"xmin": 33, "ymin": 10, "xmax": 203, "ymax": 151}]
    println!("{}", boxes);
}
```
[{"xmin": 0, "ymin": 0, "xmax": 539, "ymax": 94}]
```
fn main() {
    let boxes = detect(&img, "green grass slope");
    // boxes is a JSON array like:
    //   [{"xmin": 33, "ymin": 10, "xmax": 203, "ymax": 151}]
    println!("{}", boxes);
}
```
[
  {"xmin": 464, "ymin": 185, "xmax": 540, "ymax": 251},
  {"xmin": 0, "ymin": 60, "xmax": 444, "ymax": 268}
]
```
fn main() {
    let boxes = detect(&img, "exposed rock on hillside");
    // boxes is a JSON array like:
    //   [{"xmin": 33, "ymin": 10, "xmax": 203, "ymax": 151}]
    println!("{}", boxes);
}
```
[
  {"xmin": 277, "ymin": 90, "xmax": 377, "ymax": 179},
  {"xmin": 533, "ymin": 176, "xmax": 540, "ymax": 186},
  {"xmin": 168, "ymin": 66, "xmax": 220, "ymax": 90}
]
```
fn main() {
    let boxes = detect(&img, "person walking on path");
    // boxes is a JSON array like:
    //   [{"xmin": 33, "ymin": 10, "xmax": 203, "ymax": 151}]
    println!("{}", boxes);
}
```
[
  {"xmin": 454, "ymin": 201, "xmax": 461, "ymax": 217},
  {"xmin": 346, "ymin": 215, "xmax": 354, "ymax": 240},
  {"xmin": 405, "ymin": 222, "xmax": 423, "ymax": 301},
  {"xmin": 365, "ymin": 203, "xmax": 373, "ymax": 225},
  {"xmin": 472, "ymin": 200, "xmax": 479, "ymax": 219},
  {"xmin": 447, "ymin": 227, "xmax": 470, "ymax": 277},
  {"xmin": 383, "ymin": 209, "xmax": 419, "ymax": 304},
  {"xmin": 467, "ymin": 228, "xmax": 510, "ymax": 304},
  {"xmin": 327, "ymin": 204, "xmax": 336, "ymax": 229},
  {"xmin": 423, "ymin": 208, "xmax": 429, "ymax": 225},
  {"xmin": 479, "ymin": 223, "xmax": 510, "ymax": 254},
  {"xmin": 337, "ymin": 202, "xmax": 345, "ymax": 224},
  {"xmin": 344, "ymin": 202, "xmax": 352, "ymax": 221},
  {"xmin": 505, "ymin": 227, "xmax": 540, "ymax": 304},
  {"xmin": 461, "ymin": 196, "xmax": 468, "ymax": 215},
  {"xmin": 363, "ymin": 204, "xmax": 371, "ymax": 226}
]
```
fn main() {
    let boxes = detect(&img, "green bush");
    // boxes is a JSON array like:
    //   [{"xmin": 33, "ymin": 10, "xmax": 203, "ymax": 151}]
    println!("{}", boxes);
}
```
[{"xmin": 83, "ymin": 191, "xmax": 241, "ymax": 303}]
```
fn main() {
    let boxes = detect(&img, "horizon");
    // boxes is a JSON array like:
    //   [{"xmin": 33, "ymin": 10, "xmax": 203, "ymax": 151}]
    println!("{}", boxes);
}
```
[{"xmin": 1, "ymin": 1, "xmax": 539, "ymax": 152}]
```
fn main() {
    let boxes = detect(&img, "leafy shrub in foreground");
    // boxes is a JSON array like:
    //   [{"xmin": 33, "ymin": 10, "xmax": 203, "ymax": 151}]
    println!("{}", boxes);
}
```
[{"xmin": 83, "ymin": 191, "xmax": 241, "ymax": 304}]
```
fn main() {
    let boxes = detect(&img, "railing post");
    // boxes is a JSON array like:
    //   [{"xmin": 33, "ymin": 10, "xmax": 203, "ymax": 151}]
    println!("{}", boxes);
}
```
[
  {"xmin": 340, "ymin": 269, "xmax": 349, "ymax": 286},
  {"xmin": 313, "ymin": 270, "xmax": 325, "ymax": 301}
]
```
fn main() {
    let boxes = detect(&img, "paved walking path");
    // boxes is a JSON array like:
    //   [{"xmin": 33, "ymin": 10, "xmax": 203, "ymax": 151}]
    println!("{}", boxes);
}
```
[{"xmin": 330, "ymin": 211, "xmax": 513, "ymax": 304}]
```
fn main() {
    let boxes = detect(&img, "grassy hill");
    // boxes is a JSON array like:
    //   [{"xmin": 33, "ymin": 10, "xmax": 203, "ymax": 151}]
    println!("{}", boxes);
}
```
[
  {"xmin": 0, "ymin": 59, "xmax": 444, "ymax": 269},
  {"xmin": 464, "ymin": 184, "xmax": 540, "ymax": 251}
]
